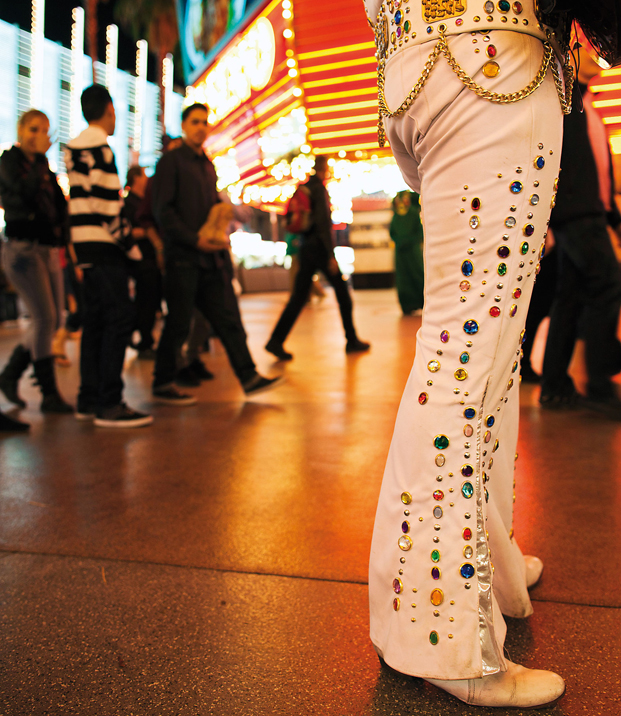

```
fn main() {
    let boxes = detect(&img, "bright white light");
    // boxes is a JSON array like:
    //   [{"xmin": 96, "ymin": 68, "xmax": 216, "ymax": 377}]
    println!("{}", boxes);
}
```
[
  {"xmin": 292, "ymin": 87, "xmax": 302, "ymax": 97},
  {"xmin": 106, "ymin": 25, "xmax": 118, "ymax": 97},
  {"xmin": 70, "ymin": 7, "xmax": 85, "ymax": 138},
  {"xmin": 283, "ymin": 29, "xmax": 293, "ymax": 38},
  {"xmin": 300, "ymin": 144, "xmax": 311, "ymax": 153},
  {"xmin": 282, "ymin": 0, "xmax": 292, "ymax": 8},
  {"xmin": 338, "ymin": 150, "xmax": 346, "ymax": 158},
  {"xmin": 288, "ymin": 68, "xmax": 298, "ymax": 78},
  {"xmin": 282, "ymin": 10, "xmax": 292, "ymax": 19},
  {"xmin": 134, "ymin": 40, "xmax": 148, "ymax": 153},
  {"xmin": 286, "ymin": 58, "xmax": 296, "ymax": 68},
  {"xmin": 31, "ymin": 0, "xmax": 45, "ymax": 108}
]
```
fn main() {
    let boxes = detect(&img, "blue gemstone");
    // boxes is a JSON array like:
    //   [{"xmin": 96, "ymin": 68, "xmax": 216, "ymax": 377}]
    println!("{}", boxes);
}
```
[
  {"xmin": 462, "ymin": 260, "xmax": 474, "ymax": 277},
  {"xmin": 510, "ymin": 181, "xmax": 523, "ymax": 194},
  {"xmin": 461, "ymin": 481, "xmax": 474, "ymax": 498},
  {"xmin": 499, "ymin": 0, "xmax": 510, "ymax": 11},
  {"xmin": 395, "ymin": 10, "xmax": 402, "ymax": 23},
  {"xmin": 460, "ymin": 352, "xmax": 470, "ymax": 364},
  {"xmin": 535, "ymin": 156, "xmax": 545, "ymax": 169},
  {"xmin": 463, "ymin": 320, "xmax": 479, "ymax": 335},
  {"xmin": 540, "ymin": 244, "xmax": 546, "ymax": 259},
  {"xmin": 464, "ymin": 407, "xmax": 476, "ymax": 420},
  {"xmin": 427, "ymin": 26, "xmax": 433, "ymax": 33},
  {"xmin": 486, "ymin": 415, "xmax": 495, "ymax": 427},
  {"xmin": 460, "ymin": 563, "xmax": 475, "ymax": 579}
]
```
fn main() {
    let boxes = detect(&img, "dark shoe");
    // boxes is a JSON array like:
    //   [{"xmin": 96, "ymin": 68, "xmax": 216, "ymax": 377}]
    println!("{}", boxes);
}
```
[
  {"xmin": 152, "ymin": 385, "xmax": 198, "ymax": 406},
  {"xmin": 33, "ymin": 356, "xmax": 72, "ymax": 413},
  {"xmin": 175, "ymin": 366, "xmax": 202, "ymax": 387},
  {"xmin": 0, "ymin": 410, "xmax": 30, "ymax": 432},
  {"xmin": 346, "ymin": 339, "xmax": 371, "ymax": 354},
  {"xmin": 0, "ymin": 344, "xmax": 31, "ymax": 407},
  {"xmin": 188, "ymin": 358, "xmax": 214, "ymax": 380},
  {"xmin": 265, "ymin": 340, "xmax": 293, "ymax": 361},
  {"xmin": 539, "ymin": 390, "xmax": 581, "ymax": 410},
  {"xmin": 243, "ymin": 373, "xmax": 284, "ymax": 396},
  {"xmin": 41, "ymin": 393, "xmax": 74, "ymax": 413},
  {"xmin": 75, "ymin": 404, "xmax": 97, "ymax": 421},
  {"xmin": 582, "ymin": 396, "xmax": 621, "ymax": 420},
  {"xmin": 94, "ymin": 403, "xmax": 153, "ymax": 428}
]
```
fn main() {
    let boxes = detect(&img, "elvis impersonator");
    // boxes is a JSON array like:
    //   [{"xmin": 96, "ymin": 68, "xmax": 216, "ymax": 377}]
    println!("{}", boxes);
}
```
[{"xmin": 362, "ymin": 0, "xmax": 619, "ymax": 709}]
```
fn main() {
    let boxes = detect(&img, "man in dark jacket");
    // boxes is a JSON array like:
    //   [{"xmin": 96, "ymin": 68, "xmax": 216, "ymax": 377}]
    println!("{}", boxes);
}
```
[
  {"xmin": 265, "ymin": 155, "xmax": 370, "ymax": 360},
  {"xmin": 151, "ymin": 102, "xmax": 282, "ymax": 403},
  {"xmin": 540, "ymin": 42, "xmax": 621, "ymax": 417}
]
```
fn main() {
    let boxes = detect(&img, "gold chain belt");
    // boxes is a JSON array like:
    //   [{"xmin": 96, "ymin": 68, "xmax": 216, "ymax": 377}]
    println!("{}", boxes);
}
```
[{"xmin": 376, "ymin": 29, "xmax": 574, "ymax": 147}]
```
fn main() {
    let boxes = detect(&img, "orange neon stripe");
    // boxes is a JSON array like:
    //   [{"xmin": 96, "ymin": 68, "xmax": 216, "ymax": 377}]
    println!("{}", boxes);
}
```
[
  {"xmin": 593, "ymin": 98, "xmax": 621, "ymax": 108},
  {"xmin": 314, "ymin": 141, "xmax": 386, "ymax": 153},
  {"xmin": 590, "ymin": 83, "xmax": 621, "ymax": 93},
  {"xmin": 257, "ymin": 99, "xmax": 301, "ymax": 130},
  {"xmin": 308, "ymin": 113, "xmax": 378, "ymax": 128},
  {"xmin": 305, "ymin": 87, "xmax": 377, "ymax": 102},
  {"xmin": 306, "ymin": 99, "xmax": 377, "ymax": 115},
  {"xmin": 296, "ymin": 41, "xmax": 375, "ymax": 60},
  {"xmin": 303, "ymin": 71, "xmax": 377, "ymax": 89},
  {"xmin": 309, "ymin": 125, "xmax": 378, "ymax": 140},
  {"xmin": 300, "ymin": 56, "xmax": 376, "ymax": 74}
]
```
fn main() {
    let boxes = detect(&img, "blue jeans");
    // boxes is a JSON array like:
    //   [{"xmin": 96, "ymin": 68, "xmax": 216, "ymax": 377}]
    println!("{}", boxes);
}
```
[{"xmin": 2, "ymin": 239, "xmax": 64, "ymax": 360}]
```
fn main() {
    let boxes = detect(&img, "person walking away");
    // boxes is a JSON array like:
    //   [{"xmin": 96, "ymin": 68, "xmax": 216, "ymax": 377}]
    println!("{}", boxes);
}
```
[
  {"xmin": 124, "ymin": 165, "xmax": 162, "ymax": 358},
  {"xmin": 390, "ymin": 191, "xmax": 424, "ymax": 315},
  {"xmin": 0, "ymin": 109, "xmax": 73, "ymax": 426},
  {"xmin": 151, "ymin": 102, "xmax": 282, "ymax": 404},
  {"xmin": 540, "ymin": 33, "xmax": 621, "ymax": 416},
  {"xmin": 65, "ymin": 85, "xmax": 152, "ymax": 427},
  {"xmin": 265, "ymin": 155, "xmax": 370, "ymax": 361}
]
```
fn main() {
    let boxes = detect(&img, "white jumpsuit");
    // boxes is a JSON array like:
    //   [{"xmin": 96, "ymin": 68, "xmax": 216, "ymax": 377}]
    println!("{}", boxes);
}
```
[{"xmin": 364, "ymin": 1, "xmax": 566, "ymax": 680}]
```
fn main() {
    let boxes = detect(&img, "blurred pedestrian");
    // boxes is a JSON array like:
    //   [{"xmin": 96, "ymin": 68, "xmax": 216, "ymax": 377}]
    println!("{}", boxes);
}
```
[
  {"xmin": 151, "ymin": 102, "xmax": 282, "ymax": 403},
  {"xmin": 540, "ymin": 36, "xmax": 621, "ymax": 416},
  {"xmin": 125, "ymin": 164, "xmax": 162, "ymax": 359},
  {"xmin": 0, "ymin": 108, "xmax": 73, "ymax": 427},
  {"xmin": 389, "ymin": 190, "xmax": 424, "ymax": 315},
  {"xmin": 265, "ymin": 155, "xmax": 370, "ymax": 361},
  {"xmin": 65, "ymin": 84, "xmax": 152, "ymax": 427}
]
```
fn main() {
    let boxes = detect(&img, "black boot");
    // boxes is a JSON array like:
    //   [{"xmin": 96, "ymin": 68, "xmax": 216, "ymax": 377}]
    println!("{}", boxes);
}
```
[
  {"xmin": 0, "ymin": 344, "xmax": 31, "ymax": 407},
  {"xmin": 33, "ymin": 357, "xmax": 73, "ymax": 413},
  {"xmin": 0, "ymin": 409, "xmax": 30, "ymax": 432}
]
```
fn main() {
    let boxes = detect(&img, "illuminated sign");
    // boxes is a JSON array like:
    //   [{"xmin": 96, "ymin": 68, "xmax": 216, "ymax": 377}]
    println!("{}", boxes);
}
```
[{"xmin": 192, "ymin": 17, "xmax": 276, "ymax": 124}]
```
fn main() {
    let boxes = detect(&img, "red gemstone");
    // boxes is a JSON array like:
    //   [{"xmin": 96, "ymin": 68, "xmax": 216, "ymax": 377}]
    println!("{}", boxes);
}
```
[
  {"xmin": 471, "ymin": 197, "xmax": 481, "ymax": 210},
  {"xmin": 487, "ymin": 45, "xmax": 497, "ymax": 58},
  {"xmin": 433, "ymin": 490, "xmax": 444, "ymax": 501},
  {"xmin": 463, "ymin": 527, "xmax": 472, "ymax": 540},
  {"xmin": 513, "ymin": 288, "xmax": 522, "ymax": 299},
  {"xmin": 419, "ymin": 392, "xmax": 428, "ymax": 405},
  {"xmin": 513, "ymin": 1, "xmax": 523, "ymax": 14},
  {"xmin": 489, "ymin": 306, "xmax": 501, "ymax": 317}
]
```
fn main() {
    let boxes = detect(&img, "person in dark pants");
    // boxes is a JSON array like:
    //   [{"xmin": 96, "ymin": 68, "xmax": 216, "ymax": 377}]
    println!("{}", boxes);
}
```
[
  {"xmin": 540, "ymin": 40, "xmax": 621, "ymax": 417},
  {"xmin": 65, "ymin": 85, "xmax": 152, "ymax": 428},
  {"xmin": 151, "ymin": 103, "xmax": 282, "ymax": 404},
  {"xmin": 265, "ymin": 155, "xmax": 370, "ymax": 360},
  {"xmin": 124, "ymin": 165, "xmax": 162, "ymax": 358}
]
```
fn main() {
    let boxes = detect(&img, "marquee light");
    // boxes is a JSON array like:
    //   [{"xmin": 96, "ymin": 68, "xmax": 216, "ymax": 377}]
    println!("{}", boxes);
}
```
[
  {"xmin": 193, "ymin": 17, "xmax": 276, "ymax": 124},
  {"xmin": 105, "ymin": 24, "xmax": 118, "ymax": 97},
  {"xmin": 134, "ymin": 39, "xmax": 148, "ymax": 153},
  {"xmin": 30, "ymin": 0, "xmax": 45, "ymax": 108},
  {"xmin": 70, "ymin": 7, "xmax": 85, "ymax": 138}
]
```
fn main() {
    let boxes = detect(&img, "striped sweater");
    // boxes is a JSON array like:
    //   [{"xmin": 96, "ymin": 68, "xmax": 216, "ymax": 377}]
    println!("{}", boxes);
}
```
[{"xmin": 64, "ymin": 125, "xmax": 128, "ymax": 264}]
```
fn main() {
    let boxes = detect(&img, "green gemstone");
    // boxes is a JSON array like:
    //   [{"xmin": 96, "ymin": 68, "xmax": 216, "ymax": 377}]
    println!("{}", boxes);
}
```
[
  {"xmin": 521, "ymin": 242, "xmax": 529, "ymax": 254},
  {"xmin": 497, "ymin": 263, "xmax": 507, "ymax": 276},
  {"xmin": 429, "ymin": 631, "xmax": 439, "ymax": 645},
  {"xmin": 431, "ymin": 549, "xmax": 440, "ymax": 562},
  {"xmin": 404, "ymin": 20, "xmax": 411, "ymax": 32},
  {"xmin": 434, "ymin": 435, "xmax": 449, "ymax": 450}
]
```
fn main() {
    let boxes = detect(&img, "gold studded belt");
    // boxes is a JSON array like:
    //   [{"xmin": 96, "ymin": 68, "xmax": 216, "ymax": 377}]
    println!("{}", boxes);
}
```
[{"xmin": 373, "ymin": 26, "xmax": 573, "ymax": 147}]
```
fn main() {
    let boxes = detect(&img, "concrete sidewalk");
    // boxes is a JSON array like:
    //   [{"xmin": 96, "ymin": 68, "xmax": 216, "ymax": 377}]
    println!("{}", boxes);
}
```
[{"xmin": 1, "ymin": 290, "xmax": 619, "ymax": 716}]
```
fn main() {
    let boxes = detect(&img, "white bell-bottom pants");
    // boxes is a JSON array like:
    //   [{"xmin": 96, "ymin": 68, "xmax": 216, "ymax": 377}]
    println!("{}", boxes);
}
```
[{"xmin": 369, "ymin": 30, "xmax": 563, "ymax": 680}]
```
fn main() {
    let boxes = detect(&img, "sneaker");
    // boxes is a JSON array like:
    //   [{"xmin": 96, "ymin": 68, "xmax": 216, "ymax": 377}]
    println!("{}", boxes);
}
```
[
  {"xmin": 94, "ymin": 403, "xmax": 153, "ymax": 428},
  {"xmin": 175, "ymin": 366, "xmax": 201, "ymax": 387},
  {"xmin": 187, "ymin": 358, "xmax": 214, "ymax": 380},
  {"xmin": 75, "ymin": 407, "xmax": 97, "ymax": 421},
  {"xmin": 41, "ymin": 393, "xmax": 74, "ymax": 414},
  {"xmin": 243, "ymin": 373, "xmax": 284, "ymax": 396},
  {"xmin": 152, "ymin": 385, "xmax": 198, "ymax": 405},
  {"xmin": 346, "ymin": 339, "xmax": 371, "ymax": 354},
  {"xmin": 265, "ymin": 340, "xmax": 293, "ymax": 361}
]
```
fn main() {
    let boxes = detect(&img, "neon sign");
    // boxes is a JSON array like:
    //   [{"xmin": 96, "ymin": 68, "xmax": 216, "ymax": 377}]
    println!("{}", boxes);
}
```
[{"xmin": 192, "ymin": 17, "xmax": 276, "ymax": 124}]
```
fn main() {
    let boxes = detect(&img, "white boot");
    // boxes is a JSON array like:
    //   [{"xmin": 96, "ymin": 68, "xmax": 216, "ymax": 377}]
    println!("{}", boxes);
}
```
[
  {"xmin": 525, "ymin": 555, "xmax": 544, "ymax": 589},
  {"xmin": 426, "ymin": 660, "xmax": 565, "ymax": 709}
]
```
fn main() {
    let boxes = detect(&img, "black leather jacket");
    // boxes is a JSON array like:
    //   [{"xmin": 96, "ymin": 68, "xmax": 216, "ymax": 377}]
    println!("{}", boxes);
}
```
[{"xmin": 0, "ymin": 146, "xmax": 68, "ymax": 246}]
